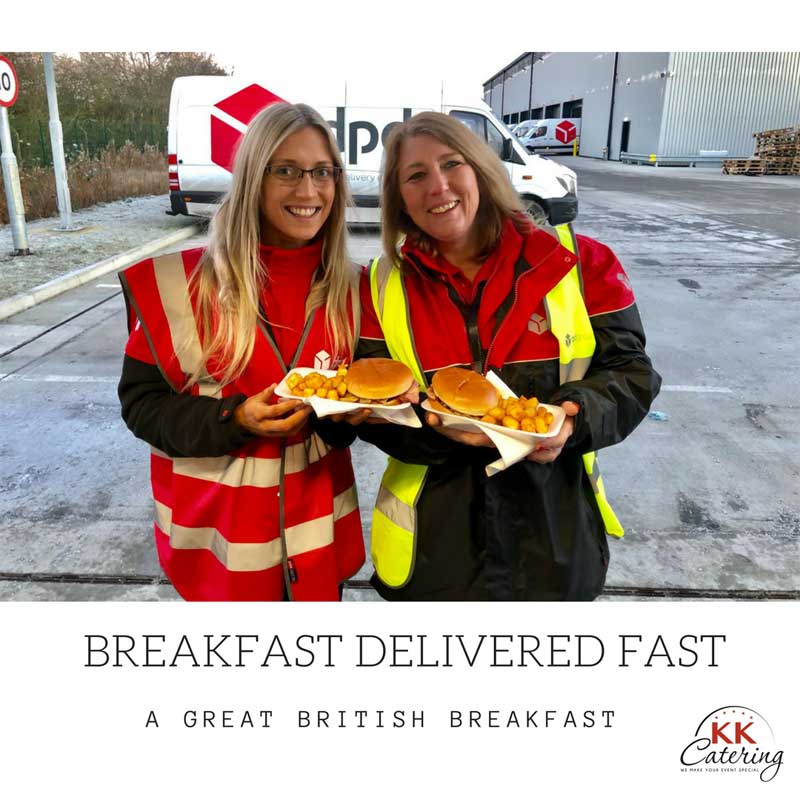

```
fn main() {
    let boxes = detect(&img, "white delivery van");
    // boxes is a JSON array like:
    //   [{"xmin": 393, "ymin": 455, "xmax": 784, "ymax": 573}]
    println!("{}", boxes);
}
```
[
  {"xmin": 518, "ymin": 118, "xmax": 582, "ymax": 154},
  {"xmin": 512, "ymin": 119, "xmax": 540, "ymax": 141},
  {"xmin": 167, "ymin": 76, "xmax": 578, "ymax": 226}
]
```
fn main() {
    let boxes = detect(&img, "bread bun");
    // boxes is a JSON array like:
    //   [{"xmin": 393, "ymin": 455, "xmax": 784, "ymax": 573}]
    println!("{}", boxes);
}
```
[
  {"xmin": 425, "ymin": 397, "xmax": 450, "ymax": 414},
  {"xmin": 430, "ymin": 367, "xmax": 499, "ymax": 417},
  {"xmin": 346, "ymin": 358, "xmax": 415, "ymax": 400}
]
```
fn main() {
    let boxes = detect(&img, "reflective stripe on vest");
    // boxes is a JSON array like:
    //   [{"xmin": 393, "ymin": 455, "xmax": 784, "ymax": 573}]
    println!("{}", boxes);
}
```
[
  {"xmin": 546, "ymin": 225, "xmax": 595, "ymax": 384},
  {"xmin": 153, "ymin": 484, "xmax": 359, "ymax": 572},
  {"xmin": 551, "ymin": 225, "xmax": 624, "ymax": 538},
  {"xmin": 369, "ymin": 224, "xmax": 623, "ymax": 587}
]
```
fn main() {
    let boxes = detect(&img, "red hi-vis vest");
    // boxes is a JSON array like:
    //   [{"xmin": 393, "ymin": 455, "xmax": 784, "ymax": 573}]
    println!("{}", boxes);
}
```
[{"xmin": 119, "ymin": 248, "xmax": 364, "ymax": 601}]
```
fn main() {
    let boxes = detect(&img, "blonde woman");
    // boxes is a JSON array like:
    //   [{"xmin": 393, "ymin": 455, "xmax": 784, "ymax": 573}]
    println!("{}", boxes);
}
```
[
  {"xmin": 118, "ymin": 103, "xmax": 364, "ymax": 601},
  {"xmin": 356, "ymin": 111, "xmax": 661, "ymax": 601}
]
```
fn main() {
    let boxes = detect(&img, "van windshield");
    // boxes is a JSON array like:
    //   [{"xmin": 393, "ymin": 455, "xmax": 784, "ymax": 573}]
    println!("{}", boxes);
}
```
[
  {"xmin": 449, "ymin": 110, "xmax": 484, "ymax": 139},
  {"xmin": 449, "ymin": 110, "xmax": 509, "ymax": 160}
]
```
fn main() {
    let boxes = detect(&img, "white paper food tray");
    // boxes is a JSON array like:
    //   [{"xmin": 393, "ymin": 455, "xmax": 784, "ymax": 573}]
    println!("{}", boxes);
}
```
[
  {"xmin": 422, "ymin": 370, "xmax": 566, "ymax": 475},
  {"xmin": 276, "ymin": 367, "xmax": 421, "ymax": 428}
]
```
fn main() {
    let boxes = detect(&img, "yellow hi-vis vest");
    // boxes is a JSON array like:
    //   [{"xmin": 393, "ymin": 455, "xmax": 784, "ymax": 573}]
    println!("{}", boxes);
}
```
[{"xmin": 369, "ymin": 224, "xmax": 624, "ymax": 589}]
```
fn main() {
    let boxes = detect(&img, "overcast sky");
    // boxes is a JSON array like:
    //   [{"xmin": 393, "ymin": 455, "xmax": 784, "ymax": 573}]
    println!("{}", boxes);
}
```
[
  {"xmin": 210, "ymin": 45, "xmax": 516, "ymax": 108},
  {"xmin": 6, "ymin": 0, "xmax": 796, "ymax": 84}
]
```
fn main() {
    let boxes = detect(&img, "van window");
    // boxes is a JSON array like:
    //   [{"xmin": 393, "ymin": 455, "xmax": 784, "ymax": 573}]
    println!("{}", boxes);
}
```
[
  {"xmin": 485, "ymin": 119, "xmax": 505, "ymax": 158},
  {"xmin": 450, "ymin": 110, "xmax": 510, "ymax": 160},
  {"xmin": 515, "ymin": 121, "xmax": 532, "ymax": 138},
  {"xmin": 449, "ymin": 110, "xmax": 485, "ymax": 140},
  {"xmin": 533, "ymin": 125, "xmax": 547, "ymax": 138}
]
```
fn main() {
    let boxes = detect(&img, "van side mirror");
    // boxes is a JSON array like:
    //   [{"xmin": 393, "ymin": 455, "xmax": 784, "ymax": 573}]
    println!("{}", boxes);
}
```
[{"xmin": 502, "ymin": 138, "xmax": 513, "ymax": 161}]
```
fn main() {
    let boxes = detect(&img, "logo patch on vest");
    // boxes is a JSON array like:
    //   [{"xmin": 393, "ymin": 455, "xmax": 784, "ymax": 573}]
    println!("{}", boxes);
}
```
[
  {"xmin": 617, "ymin": 271, "xmax": 632, "ymax": 292},
  {"xmin": 314, "ymin": 350, "xmax": 332, "ymax": 370},
  {"xmin": 528, "ymin": 313, "xmax": 550, "ymax": 335}
]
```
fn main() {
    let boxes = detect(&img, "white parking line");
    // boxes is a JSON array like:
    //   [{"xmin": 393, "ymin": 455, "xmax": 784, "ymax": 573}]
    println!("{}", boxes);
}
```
[
  {"xmin": 0, "ymin": 374, "xmax": 118, "ymax": 383},
  {"xmin": 661, "ymin": 384, "xmax": 733, "ymax": 394},
  {"xmin": 0, "ymin": 376, "xmax": 735, "ymax": 393}
]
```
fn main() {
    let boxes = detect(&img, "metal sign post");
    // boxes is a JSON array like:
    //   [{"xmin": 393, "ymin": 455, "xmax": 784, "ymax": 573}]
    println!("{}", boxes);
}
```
[
  {"xmin": 0, "ymin": 55, "xmax": 30, "ymax": 255},
  {"xmin": 43, "ymin": 53, "xmax": 79, "ymax": 232}
]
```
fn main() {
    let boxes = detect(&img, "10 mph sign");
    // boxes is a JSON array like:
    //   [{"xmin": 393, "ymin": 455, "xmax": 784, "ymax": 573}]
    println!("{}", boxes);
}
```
[{"xmin": 0, "ymin": 56, "xmax": 19, "ymax": 107}]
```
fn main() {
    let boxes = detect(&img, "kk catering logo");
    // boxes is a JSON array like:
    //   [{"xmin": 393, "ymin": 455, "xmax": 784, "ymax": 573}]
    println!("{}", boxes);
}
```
[{"xmin": 680, "ymin": 705, "xmax": 784, "ymax": 782}]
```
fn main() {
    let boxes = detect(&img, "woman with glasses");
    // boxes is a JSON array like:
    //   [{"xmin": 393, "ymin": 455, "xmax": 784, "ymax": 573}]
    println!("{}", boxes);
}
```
[
  {"xmin": 354, "ymin": 111, "xmax": 661, "ymax": 601},
  {"xmin": 117, "ymin": 103, "xmax": 364, "ymax": 601}
]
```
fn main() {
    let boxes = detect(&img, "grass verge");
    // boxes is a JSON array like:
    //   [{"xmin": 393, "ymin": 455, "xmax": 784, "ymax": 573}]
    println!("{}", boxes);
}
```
[{"xmin": 0, "ymin": 143, "xmax": 166, "ymax": 225}]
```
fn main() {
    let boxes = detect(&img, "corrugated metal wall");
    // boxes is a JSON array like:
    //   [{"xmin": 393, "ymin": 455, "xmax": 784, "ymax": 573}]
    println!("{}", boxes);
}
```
[
  {"xmin": 610, "ymin": 53, "xmax": 670, "ymax": 159},
  {"xmin": 503, "ymin": 56, "xmax": 535, "ymax": 118},
  {"xmin": 527, "ymin": 52, "xmax": 617, "ymax": 159},
  {"xmin": 485, "ymin": 52, "xmax": 620, "ymax": 158},
  {"xmin": 659, "ymin": 52, "xmax": 800, "ymax": 156}
]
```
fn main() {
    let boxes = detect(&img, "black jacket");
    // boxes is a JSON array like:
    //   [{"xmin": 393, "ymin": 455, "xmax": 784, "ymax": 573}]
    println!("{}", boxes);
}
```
[{"xmin": 352, "ymin": 227, "xmax": 661, "ymax": 601}]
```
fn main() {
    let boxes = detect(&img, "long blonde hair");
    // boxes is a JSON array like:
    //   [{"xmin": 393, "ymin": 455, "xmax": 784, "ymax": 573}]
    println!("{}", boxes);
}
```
[
  {"xmin": 380, "ymin": 111, "xmax": 532, "ymax": 262},
  {"xmin": 191, "ymin": 102, "xmax": 355, "ymax": 386}
]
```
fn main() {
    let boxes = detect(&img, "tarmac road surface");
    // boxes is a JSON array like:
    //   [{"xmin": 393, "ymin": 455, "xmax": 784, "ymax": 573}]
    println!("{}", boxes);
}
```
[{"xmin": 1, "ymin": 161, "xmax": 798, "ymax": 600}]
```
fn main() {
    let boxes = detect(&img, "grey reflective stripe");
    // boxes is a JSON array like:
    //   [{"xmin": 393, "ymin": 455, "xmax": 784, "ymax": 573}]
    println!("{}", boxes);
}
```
[
  {"xmin": 170, "ymin": 435, "xmax": 331, "ymax": 489},
  {"xmin": 542, "ymin": 293, "xmax": 553, "ymax": 337},
  {"xmin": 350, "ymin": 276, "xmax": 361, "ymax": 345},
  {"xmin": 155, "ymin": 500, "xmax": 342, "ymax": 572},
  {"xmin": 197, "ymin": 378, "xmax": 222, "ymax": 398},
  {"xmin": 333, "ymin": 485, "xmax": 359, "ymax": 521},
  {"xmin": 282, "ymin": 514, "xmax": 334, "ymax": 556},
  {"xmin": 171, "ymin": 454, "xmax": 280, "ymax": 488},
  {"xmin": 560, "ymin": 356, "xmax": 592, "ymax": 383},
  {"xmin": 152, "ymin": 252, "xmax": 204, "ymax": 380},
  {"xmin": 376, "ymin": 484, "xmax": 416, "ymax": 532},
  {"xmin": 155, "ymin": 501, "xmax": 283, "ymax": 572},
  {"xmin": 284, "ymin": 433, "xmax": 331, "ymax": 474},
  {"xmin": 373, "ymin": 256, "xmax": 393, "ymax": 320}
]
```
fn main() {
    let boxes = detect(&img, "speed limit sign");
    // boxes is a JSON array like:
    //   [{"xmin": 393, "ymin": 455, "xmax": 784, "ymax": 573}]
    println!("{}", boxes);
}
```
[{"xmin": 0, "ymin": 55, "xmax": 19, "ymax": 108}]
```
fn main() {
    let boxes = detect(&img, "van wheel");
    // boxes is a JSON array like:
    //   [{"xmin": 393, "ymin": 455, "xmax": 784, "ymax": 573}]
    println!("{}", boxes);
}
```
[{"xmin": 523, "ymin": 199, "xmax": 548, "ymax": 225}]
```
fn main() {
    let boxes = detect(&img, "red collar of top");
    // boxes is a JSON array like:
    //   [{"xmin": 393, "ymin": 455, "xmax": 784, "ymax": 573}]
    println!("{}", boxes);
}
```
[
  {"xmin": 257, "ymin": 238, "xmax": 324, "ymax": 368},
  {"xmin": 398, "ymin": 219, "xmax": 578, "ymax": 364},
  {"xmin": 400, "ymin": 219, "xmax": 526, "ymax": 306},
  {"xmin": 258, "ymin": 238, "xmax": 323, "ymax": 282}
]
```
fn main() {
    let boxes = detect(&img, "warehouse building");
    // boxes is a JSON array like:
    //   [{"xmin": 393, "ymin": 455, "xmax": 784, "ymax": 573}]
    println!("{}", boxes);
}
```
[{"xmin": 484, "ymin": 52, "xmax": 800, "ymax": 160}]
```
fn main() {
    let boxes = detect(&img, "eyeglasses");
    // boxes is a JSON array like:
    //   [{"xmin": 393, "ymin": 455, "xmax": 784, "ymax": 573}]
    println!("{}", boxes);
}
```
[{"xmin": 265, "ymin": 163, "xmax": 342, "ymax": 185}]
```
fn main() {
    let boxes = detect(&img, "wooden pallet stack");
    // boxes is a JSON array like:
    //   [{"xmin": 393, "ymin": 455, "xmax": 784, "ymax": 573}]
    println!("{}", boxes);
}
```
[{"xmin": 723, "ymin": 126, "xmax": 800, "ymax": 176}]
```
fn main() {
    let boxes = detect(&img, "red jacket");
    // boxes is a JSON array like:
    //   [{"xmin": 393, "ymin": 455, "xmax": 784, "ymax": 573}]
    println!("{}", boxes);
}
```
[
  {"xmin": 120, "ymin": 246, "xmax": 364, "ymax": 601},
  {"xmin": 360, "ymin": 221, "xmax": 636, "ymax": 374}
]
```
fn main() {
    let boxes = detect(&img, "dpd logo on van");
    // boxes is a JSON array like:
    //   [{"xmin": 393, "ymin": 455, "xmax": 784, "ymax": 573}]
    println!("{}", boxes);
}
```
[
  {"xmin": 555, "ymin": 120, "xmax": 576, "ymax": 145},
  {"xmin": 211, "ymin": 84, "xmax": 286, "ymax": 172},
  {"xmin": 679, "ymin": 705, "xmax": 784, "ymax": 782},
  {"xmin": 209, "ymin": 83, "xmax": 414, "ymax": 171}
]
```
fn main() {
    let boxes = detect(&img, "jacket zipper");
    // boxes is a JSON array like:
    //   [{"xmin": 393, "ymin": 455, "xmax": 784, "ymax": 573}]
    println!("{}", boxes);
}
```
[{"xmin": 484, "ymin": 273, "xmax": 523, "ymax": 375}]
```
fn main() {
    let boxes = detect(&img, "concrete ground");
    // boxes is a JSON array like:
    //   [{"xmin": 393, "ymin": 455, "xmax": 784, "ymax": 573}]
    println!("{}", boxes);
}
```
[{"xmin": 1, "ymin": 160, "xmax": 798, "ymax": 601}]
